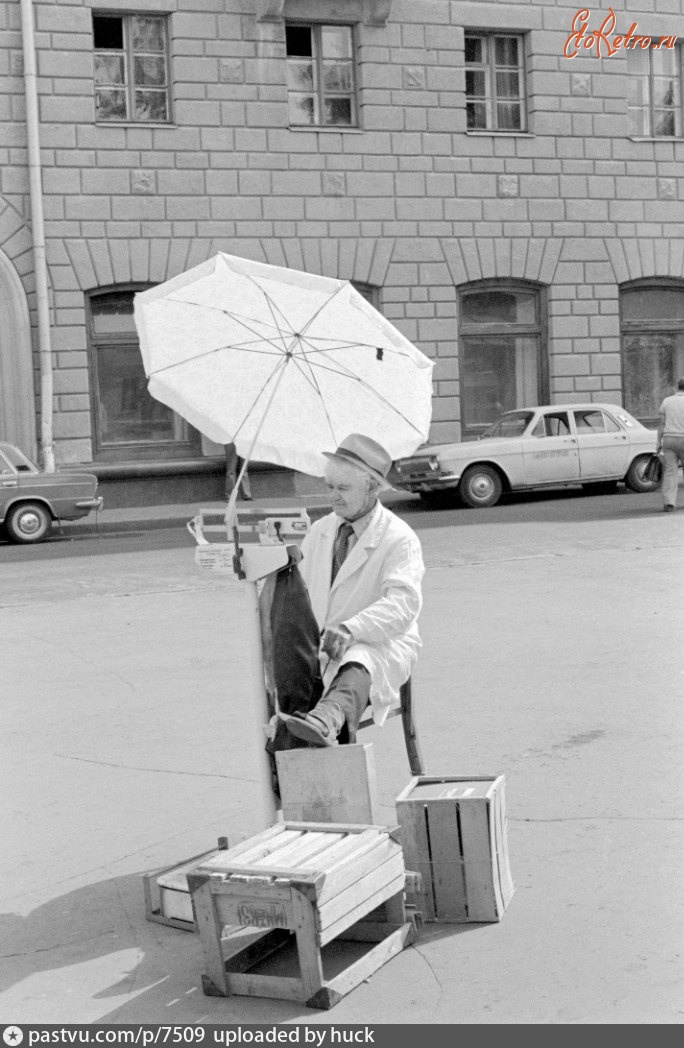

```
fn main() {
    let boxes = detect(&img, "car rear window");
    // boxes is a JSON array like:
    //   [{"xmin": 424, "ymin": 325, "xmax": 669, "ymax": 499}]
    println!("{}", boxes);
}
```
[{"xmin": 0, "ymin": 446, "xmax": 38, "ymax": 472}]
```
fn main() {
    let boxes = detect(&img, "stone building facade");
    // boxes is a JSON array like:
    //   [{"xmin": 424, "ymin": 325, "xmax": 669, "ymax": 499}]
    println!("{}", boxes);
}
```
[{"xmin": 1, "ymin": 0, "xmax": 683, "ymax": 503}]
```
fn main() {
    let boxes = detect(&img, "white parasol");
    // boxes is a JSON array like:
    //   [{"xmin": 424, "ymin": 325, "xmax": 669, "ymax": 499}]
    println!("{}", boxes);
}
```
[{"xmin": 134, "ymin": 253, "xmax": 433, "ymax": 483}]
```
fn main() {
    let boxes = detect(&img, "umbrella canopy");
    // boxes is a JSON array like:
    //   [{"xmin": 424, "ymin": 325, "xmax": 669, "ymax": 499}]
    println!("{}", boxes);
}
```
[{"xmin": 134, "ymin": 252, "xmax": 433, "ymax": 478}]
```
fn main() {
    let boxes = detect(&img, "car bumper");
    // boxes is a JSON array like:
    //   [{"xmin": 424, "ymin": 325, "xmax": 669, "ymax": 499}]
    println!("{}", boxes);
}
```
[
  {"xmin": 394, "ymin": 472, "xmax": 461, "ymax": 493},
  {"xmin": 74, "ymin": 496, "xmax": 104, "ymax": 511}
]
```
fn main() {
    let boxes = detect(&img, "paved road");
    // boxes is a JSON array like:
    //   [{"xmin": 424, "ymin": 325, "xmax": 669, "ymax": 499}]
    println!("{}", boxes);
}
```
[
  {"xmin": 0, "ymin": 484, "xmax": 671, "ymax": 562},
  {"xmin": 1, "ymin": 488, "xmax": 682, "ymax": 1024}
]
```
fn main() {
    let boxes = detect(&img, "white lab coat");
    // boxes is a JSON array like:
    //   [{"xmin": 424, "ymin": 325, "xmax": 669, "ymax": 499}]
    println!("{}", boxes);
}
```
[{"xmin": 299, "ymin": 502, "xmax": 424, "ymax": 725}]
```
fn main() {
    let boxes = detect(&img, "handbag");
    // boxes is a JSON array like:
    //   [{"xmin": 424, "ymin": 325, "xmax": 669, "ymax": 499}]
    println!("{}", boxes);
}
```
[{"xmin": 643, "ymin": 452, "xmax": 663, "ymax": 484}]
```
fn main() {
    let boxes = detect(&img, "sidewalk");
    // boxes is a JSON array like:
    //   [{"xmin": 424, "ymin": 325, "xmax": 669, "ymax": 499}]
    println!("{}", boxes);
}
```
[{"xmin": 57, "ymin": 490, "xmax": 416, "ymax": 538}]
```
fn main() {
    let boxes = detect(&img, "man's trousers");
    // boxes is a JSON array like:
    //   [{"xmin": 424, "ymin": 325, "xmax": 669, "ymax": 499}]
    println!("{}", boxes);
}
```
[
  {"xmin": 662, "ymin": 435, "xmax": 684, "ymax": 507},
  {"xmin": 261, "ymin": 561, "xmax": 370, "ymax": 761}
]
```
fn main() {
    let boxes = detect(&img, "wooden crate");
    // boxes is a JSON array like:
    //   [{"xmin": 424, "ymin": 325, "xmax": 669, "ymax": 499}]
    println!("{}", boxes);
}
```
[
  {"xmin": 143, "ymin": 840, "xmax": 228, "ymax": 931},
  {"xmin": 395, "ymin": 775, "xmax": 514, "ymax": 923},
  {"xmin": 275, "ymin": 744, "xmax": 380, "ymax": 825},
  {"xmin": 187, "ymin": 821, "xmax": 415, "ymax": 1009}
]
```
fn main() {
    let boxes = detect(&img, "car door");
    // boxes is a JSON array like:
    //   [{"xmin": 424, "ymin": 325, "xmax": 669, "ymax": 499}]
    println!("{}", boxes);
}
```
[
  {"xmin": 520, "ymin": 410, "xmax": 581, "ymax": 485},
  {"xmin": 0, "ymin": 448, "xmax": 18, "ymax": 519},
  {"xmin": 572, "ymin": 409, "xmax": 630, "ymax": 479}
]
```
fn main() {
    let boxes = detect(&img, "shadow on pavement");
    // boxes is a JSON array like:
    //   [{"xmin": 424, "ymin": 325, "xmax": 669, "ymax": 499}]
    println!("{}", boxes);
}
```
[
  {"xmin": 0, "ymin": 872, "xmax": 478, "ymax": 1023},
  {"xmin": 391, "ymin": 486, "xmax": 665, "ymax": 528}
]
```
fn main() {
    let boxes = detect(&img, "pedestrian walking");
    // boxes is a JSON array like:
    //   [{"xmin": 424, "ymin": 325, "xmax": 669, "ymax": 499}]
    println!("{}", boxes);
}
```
[{"xmin": 656, "ymin": 378, "xmax": 684, "ymax": 512}]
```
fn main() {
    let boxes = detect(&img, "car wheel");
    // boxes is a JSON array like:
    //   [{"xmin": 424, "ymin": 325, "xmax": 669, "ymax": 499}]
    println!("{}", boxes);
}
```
[
  {"xmin": 624, "ymin": 455, "xmax": 661, "ymax": 493},
  {"xmin": 581, "ymin": 480, "xmax": 618, "ymax": 495},
  {"xmin": 459, "ymin": 465, "xmax": 503, "ymax": 508},
  {"xmin": 5, "ymin": 501, "xmax": 52, "ymax": 544}
]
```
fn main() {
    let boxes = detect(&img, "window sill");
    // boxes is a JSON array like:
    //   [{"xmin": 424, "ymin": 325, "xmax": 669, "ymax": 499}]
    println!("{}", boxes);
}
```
[
  {"xmin": 289, "ymin": 124, "xmax": 363, "ymax": 133},
  {"xmin": 465, "ymin": 130, "xmax": 534, "ymax": 137},
  {"xmin": 95, "ymin": 121, "xmax": 176, "ymax": 129},
  {"xmin": 629, "ymin": 135, "xmax": 684, "ymax": 142}
]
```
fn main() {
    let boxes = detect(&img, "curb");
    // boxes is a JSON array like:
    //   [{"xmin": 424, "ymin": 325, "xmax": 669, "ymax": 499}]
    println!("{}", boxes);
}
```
[
  {"xmin": 54, "ymin": 491, "xmax": 418, "ymax": 539},
  {"xmin": 56, "ymin": 513, "xmax": 203, "ymax": 538}
]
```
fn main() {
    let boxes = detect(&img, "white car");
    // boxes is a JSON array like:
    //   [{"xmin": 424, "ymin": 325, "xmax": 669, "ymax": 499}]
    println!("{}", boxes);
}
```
[{"xmin": 390, "ymin": 403, "xmax": 659, "ymax": 508}]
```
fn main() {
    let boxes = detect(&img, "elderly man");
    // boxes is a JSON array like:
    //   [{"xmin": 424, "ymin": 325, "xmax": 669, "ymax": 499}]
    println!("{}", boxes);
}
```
[
  {"xmin": 657, "ymin": 378, "xmax": 684, "ymax": 512},
  {"xmin": 281, "ymin": 433, "xmax": 424, "ymax": 747}
]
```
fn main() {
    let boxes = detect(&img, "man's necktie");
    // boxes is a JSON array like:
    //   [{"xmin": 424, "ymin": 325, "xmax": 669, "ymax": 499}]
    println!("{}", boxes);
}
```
[{"xmin": 331, "ymin": 521, "xmax": 354, "ymax": 583}]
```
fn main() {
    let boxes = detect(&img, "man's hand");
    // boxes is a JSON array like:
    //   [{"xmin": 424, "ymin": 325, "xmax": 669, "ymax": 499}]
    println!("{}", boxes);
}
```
[{"xmin": 321, "ymin": 625, "xmax": 352, "ymax": 662}]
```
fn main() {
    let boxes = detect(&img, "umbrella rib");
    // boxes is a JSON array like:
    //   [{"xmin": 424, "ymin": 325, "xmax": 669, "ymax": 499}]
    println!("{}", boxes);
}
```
[
  {"xmin": 293, "ymin": 280, "xmax": 414, "ymax": 359},
  {"xmin": 234, "ymin": 271, "xmax": 300, "ymax": 352},
  {"xmin": 148, "ymin": 341, "xmax": 286, "ymax": 376},
  {"xmin": 166, "ymin": 295, "xmax": 292, "ymax": 355},
  {"xmin": 301, "ymin": 355, "xmax": 426, "ymax": 436},
  {"xmin": 288, "ymin": 348, "xmax": 339, "ymax": 447},
  {"xmin": 209, "ymin": 310, "xmax": 291, "ymax": 356},
  {"xmin": 297, "ymin": 340, "xmax": 415, "ymax": 359},
  {"xmin": 231, "ymin": 355, "xmax": 289, "ymax": 441},
  {"xmin": 297, "ymin": 280, "xmax": 349, "ymax": 339},
  {"xmin": 167, "ymin": 296, "xmax": 284, "ymax": 336}
]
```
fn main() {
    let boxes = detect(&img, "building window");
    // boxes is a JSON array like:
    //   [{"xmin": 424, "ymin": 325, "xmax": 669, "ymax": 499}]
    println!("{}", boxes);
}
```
[
  {"xmin": 628, "ymin": 45, "xmax": 682, "ymax": 137},
  {"xmin": 93, "ymin": 13, "xmax": 171, "ymax": 122},
  {"xmin": 285, "ymin": 23, "xmax": 357, "ymax": 127},
  {"xmin": 620, "ymin": 282, "xmax": 684, "ymax": 427},
  {"xmin": 352, "ymin": 281, "xmax": 380, "ymax": 309},
  {"xmin": 465, "ymin": 33, "xmax": 526, "ymax": 132},
  {"xmin": 458, "ymin": 281, "xmax": 547, "ymax": 437},
  {"xmin": 88, "ymin": 289, "xmax": 198, "ymax": 460}
]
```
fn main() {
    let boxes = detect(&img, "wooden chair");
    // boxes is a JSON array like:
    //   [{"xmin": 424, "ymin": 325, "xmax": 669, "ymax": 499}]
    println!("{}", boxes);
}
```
[{"xmin": 358, "ymin": 677, "xmax": 424, "ymax": 776}]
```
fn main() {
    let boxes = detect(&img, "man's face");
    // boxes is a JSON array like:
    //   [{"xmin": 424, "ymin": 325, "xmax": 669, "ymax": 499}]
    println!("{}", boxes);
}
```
[{"xmin": 325, "ymin": 459, "xmax": 374, "ymax": 520}]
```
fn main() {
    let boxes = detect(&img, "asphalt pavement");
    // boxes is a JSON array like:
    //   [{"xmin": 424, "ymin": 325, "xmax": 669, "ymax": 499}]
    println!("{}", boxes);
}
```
[{"xmin": 1, "ymin": 483, "xmax": 683, "ymax": 1025}]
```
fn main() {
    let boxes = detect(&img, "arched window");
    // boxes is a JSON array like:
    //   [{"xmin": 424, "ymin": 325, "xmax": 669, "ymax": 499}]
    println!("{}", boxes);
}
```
[
  {"xmin": 458, "ymin": 280, "xmax": 548, "ymax": 438},
  {"xmin": 87, "ymin": 287, "xmax": 199, "ymax": 460},
  {"xmin": 620, "ymin": 280, "xmax": 684, "ymax": 427}
]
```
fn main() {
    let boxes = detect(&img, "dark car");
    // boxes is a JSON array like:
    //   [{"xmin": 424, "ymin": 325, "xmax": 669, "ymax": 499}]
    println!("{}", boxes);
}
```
[{"xmin": 0, "ymin": 442, "xmax": 103, "ymax": 544}]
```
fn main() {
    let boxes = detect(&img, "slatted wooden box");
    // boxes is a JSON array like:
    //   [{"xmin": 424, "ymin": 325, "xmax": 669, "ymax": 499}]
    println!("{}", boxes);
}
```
[
  {"xmin": 143, "ymin": 847, "xmax": 223, "ymax": 930},
  {"xmin": 187, "ymin": 821, "xmax": 415, "ymax": 1010},
  {"xmin": 396, "ymin": 775, "xmax": 514, "ymax": 923}
]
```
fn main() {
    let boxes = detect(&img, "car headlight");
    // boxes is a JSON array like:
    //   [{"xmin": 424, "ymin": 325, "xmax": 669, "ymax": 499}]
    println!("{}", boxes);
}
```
[{"xmin": 429, "ymin": 457, "xmax": 440, "ymax": 470}]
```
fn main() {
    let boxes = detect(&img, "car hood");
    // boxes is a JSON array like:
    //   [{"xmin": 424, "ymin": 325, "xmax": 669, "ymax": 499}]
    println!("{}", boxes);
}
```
[{"xmin": 397, "ymin": 437, "xmax": 513, "ymax": 462}]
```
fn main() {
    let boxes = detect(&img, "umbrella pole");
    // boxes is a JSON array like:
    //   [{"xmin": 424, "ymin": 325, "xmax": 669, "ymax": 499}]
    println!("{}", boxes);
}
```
[
  {"xmin": 226, "ymin": 356, "xmax": 291, "ymax": 529},
  {"xmin": 240, "ymin": 577, "xmax": 278, "ymax": 827}
]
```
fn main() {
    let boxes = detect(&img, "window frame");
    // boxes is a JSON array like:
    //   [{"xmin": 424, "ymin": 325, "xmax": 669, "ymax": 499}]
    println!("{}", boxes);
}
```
[
  {"xmin": 627, "ymin": 43, "xmax": 683, "ymax": 138},
  {"xmin": 86, "ymin": 285, "xmax": 200, "ymax": 462},
  {"xmin": 458, "ymin": 279, "xmax": 548, "ymax": 439},
  {"xmin": 572, "ymin": 409, "xmax": 621, "ymax": 435},
  {"xmin": 92, "ymin": 11, "xmax": 172, "ymax": 125},
  {"xmin": 619, "ymin": 278, "xmax": 684, "ymax": 427},
  {"xmin": 531, "ymin": 411, "xmax": 570, "ymax": 438},
  {"xmin": 285, "ymin": 20, "xmax": 359, "ymax": 129},
  {"xmin": 464, "ymin": 31, "xmax": 527, "ymax": 133}
]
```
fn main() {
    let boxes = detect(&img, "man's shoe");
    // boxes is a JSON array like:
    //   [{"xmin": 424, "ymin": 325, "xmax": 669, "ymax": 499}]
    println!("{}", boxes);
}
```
[
  {"xmin": 281, "ymin": 712, "xmax": 338, "ymax": 747},
  {"xmin": 664, "ymin": 504, "xmax": 675, "ymax": 512}
]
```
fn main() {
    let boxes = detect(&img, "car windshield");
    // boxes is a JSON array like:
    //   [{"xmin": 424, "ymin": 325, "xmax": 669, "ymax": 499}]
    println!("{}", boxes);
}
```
[
  {"xmin": 482, "ymin": 411, "xmax": 535, "ymax": 438},
  {"xmin": 0, "ymin": 445, "xmax": 39, "ymax": 472}
]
